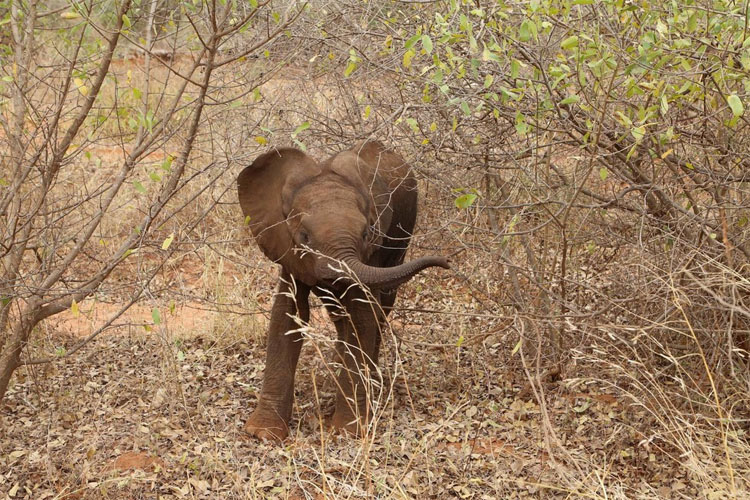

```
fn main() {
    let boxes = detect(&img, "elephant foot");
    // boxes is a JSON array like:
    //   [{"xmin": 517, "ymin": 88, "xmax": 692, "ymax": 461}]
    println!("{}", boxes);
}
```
[
  {"xmin": 330, "ymin": 408, "xmax": 367, "ymax": 437},
  {"xmin": 243, "ymin": 409, "xmax": 289, "ymax": 442}
]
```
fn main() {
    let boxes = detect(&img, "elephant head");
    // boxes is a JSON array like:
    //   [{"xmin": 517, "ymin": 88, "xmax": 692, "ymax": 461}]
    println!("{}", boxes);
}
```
[{"xmin": 237, "ymin": 143, "xmax": 448, "ymax": 289}]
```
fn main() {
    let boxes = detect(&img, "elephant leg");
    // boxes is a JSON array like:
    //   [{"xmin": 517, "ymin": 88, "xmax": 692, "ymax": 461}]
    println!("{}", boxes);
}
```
[
  {"xmin": 380, "ymin": 288, "xmax": 398, "ymax": 316},
  {"xmin": 244, "ymin": 271, "xmax": 310, "ymax": 441},
  {"xmin": 371, "ymin": 243, "xmax": 406, "ymax": 362},
  {"xmin": 329, "ymin": 289, "xmax": 384, "ymax": 435},
  {"xmin": 371, "ymin": 288, "xmax": 400, "ymax": 363}
]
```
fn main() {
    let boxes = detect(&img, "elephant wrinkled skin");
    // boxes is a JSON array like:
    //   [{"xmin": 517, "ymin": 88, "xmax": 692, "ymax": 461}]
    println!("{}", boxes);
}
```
[{"xmin": 237, "ymin": 140, "xmax": 449, "ymax": 441}]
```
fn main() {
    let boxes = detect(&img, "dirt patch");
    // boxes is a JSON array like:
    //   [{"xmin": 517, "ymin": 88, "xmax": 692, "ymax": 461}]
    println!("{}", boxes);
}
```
[
  {"xmin": 109, "ymin": 451, "xmax": 165, "ymax": 472},
  {"xmin": 438, "ymin": 437, "xmax": 514, "ymax": 455},
  {"xmin": 52, "ymin": 300, "xmax": 217, "ymax": 338}
]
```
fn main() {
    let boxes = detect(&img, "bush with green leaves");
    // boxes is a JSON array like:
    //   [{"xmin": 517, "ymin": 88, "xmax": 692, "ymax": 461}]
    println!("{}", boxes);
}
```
[{"xmin": 296, "ymin": 1, "xmax": 750, "ymax": 492}]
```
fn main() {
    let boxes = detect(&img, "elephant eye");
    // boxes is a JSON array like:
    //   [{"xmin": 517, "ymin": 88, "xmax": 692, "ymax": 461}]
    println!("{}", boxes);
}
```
[
  {"xmin": 298, "ymin": 230, "xmax": 310, "ymax": 245},
  {"xmin": 363, "ymin": 224, "xmax": 376, "ymax": 241}
]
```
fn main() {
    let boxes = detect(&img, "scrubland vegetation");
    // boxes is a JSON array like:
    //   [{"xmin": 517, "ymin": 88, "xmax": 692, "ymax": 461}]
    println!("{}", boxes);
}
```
[{"xmin": 1, "ymin": 0, "xmax": 750, "ymax": 498}]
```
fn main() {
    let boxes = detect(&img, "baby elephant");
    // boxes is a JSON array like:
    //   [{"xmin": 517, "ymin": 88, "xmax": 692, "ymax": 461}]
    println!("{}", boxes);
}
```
[{"xmin": 237, "ymin": 140, "xmax": 449, "ymax": 440}]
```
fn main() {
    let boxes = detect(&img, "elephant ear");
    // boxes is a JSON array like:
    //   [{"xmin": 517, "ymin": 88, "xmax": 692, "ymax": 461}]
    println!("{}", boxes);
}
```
[
  {"xmin": 350, "ymin": 140, "xmax": 415, "ymax": 192},
  {"xmin": 349, "ymin": 140, "xmax": 413, "ymax": 226},
  {"xmin": 237, "ymin": 148, "xmax": 320, "ymax": 264}
]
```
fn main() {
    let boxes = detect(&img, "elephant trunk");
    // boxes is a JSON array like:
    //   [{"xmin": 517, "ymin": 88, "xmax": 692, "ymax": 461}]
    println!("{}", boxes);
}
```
[{"xmin": 316, "ymin": 254, "xmax": 450, "ymax": 290}]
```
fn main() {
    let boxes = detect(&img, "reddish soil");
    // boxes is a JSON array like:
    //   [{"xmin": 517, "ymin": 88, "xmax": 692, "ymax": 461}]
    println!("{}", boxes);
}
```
[
  {"xmin": 109, "ymin": 451, "xmax": 165, "ymax": 472},
  {"xmin": 53, "ymin": 301, "xmax": 211, "ymax": 337}
]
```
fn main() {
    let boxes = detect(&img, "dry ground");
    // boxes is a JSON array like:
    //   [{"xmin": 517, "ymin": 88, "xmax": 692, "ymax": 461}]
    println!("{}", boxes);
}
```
[{"xmin": 0, "ymin": 256, "xmax": 724, "ymax": 499}]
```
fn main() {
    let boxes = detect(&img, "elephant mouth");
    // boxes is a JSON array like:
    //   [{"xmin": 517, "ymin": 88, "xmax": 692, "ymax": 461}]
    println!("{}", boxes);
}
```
[{"xmin": 315, "ymin": 254, "xmax": 450, "ymax": 290}]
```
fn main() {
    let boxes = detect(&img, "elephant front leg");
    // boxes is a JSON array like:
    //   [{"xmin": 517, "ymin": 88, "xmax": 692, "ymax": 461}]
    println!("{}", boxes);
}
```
[
  {"xmin": 329, "ymin": 291, "xmax": 384, "ymax": 436},
  {"xmin": 244, "ymin": 272, "xmax": 310, "ymax": 441}
]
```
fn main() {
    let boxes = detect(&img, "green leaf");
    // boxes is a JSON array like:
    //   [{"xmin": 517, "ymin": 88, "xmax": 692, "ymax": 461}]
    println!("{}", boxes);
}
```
[
  {"xmin": 560, "ymin": 95, "xmax": 580, "ymax": 105},
  {"xmin": 481, "ymin": 44, "xmax": 499, "ymax": 62},
  {"xmin": 133, "ymin": 181, "xmax": 147, "ymax": 194},
  {"xmin": 687, "ymin": 11, "xmax": 698, "ymax": 32},
  {"xmin": 728, "ymin": 94, "xmax": 744, "ymax": 117},
  {"xmin": 145, "ymin": 110, "xmax": 154, "ymax": 132},
  {"xmin": 71, "ymin": 300, "xmax": 80, "ymax": 318},
  {"xmin": 459, "ymin": 13, "xmax": 471, "ymax": 32},
  {"xmin": 515, "ymin": 112, "xmax": 529, "ymax": 136},
  {"xmin": 573, "ymin": 400, "xmax": 591, "ymax": 413},
  {"xmin": 454, "ymin": 193, "xmax": 477, "ymax": 209},
  {"xmin": 344, "ymin": 61, "xmax": 357, "ymax": 77},
  {"xmin": 292, "ymin": 121, "xmax": 310, "ymax": 137},
  {"xmin": 560, "ymin": 35, "xmax": 579, "ymax": 50},
  {"xmin": 511, "ymin": 339, "xmax": 522, "ymax": 356},
  {"xmin": 122, "ymin": 14, "xmax": 131, "ymax": 29},
  {"xmin": 161, "ymin": 233, "xmax": 174, "ymax": 250},
  {"xmin": 403, "ymin": 49, "xmax": 415, "ymax": 68},
  {"xmin": 404, "ymin": 33, "xmax": 421, "ymax": 50},
  {"xmin": 510, "ymin": 59, "xmax": 521, "ymax": 79},
  {"xmin": 519, "ymin": 20, "xmax": 531, "ymax": 42},
  {"xmin": 615, "ymin": 111, "xmax": 632, "ymax": 128},
  {"xmin": 152, "ymin": 308, "xmax": 161, "ymax": 326},
  {"xmin": 599, "ymin": 167, "xmax": 608, "ymax": 181},
  {"xmin": 1, "ymin": 76, "xmax": 13, "ymax": 82},
  {"xmin": 74, "ymin": 78, "xmax": 89, "ymax": 97},
  {"xmin": 239, "ymin": 19, "xmax": 252, "ymax": 33},
  {"xmin": 460, "ymin": 101, "xmax": 471, "ymax": 116},
  {"xmin": 631, "ymin": 126, "xmax": 646, "ymax": 142},
  {"xmin": 484, "ymin": 74, "xmax": 493, "ymax": 88},
  {"xmin": 421, "ymin": 34, "xmax": 433, "ymax": 54},
  {"xmin": 161, "ymin": 155, "xmax": 174, "ymax": 171}
]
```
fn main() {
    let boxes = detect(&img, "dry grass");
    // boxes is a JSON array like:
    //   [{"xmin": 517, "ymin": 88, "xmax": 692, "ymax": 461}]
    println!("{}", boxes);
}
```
[
  {"xmin": 3, "ymin": 53, "xmax": 750, "ymax": 500},
  {"xmin": 4, "ymin": 229, "xmax": 749, "ymax": 498}
]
